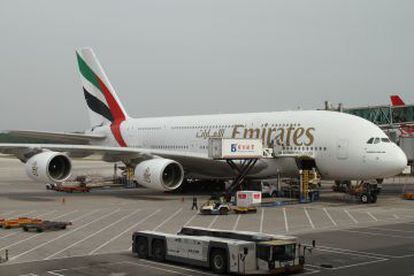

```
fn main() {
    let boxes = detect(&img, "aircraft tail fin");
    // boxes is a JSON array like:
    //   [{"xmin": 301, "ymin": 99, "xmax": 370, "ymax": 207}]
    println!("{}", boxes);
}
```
[
  {"xmin": 390, "ymin": 95, "xmax": 405, "ymax": 106},
  {"xmin": 76, "ymin": 47, "xmax": 129, "ymax": 129}
]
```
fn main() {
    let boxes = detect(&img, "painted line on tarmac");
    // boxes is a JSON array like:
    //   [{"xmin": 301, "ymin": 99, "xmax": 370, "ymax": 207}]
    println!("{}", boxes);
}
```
[
  {"xmin": 368, "ymin": 226, "xmax": 414, "ymax": 234},
  {"xmin": 331, "ymin": 258, "xmax": 388, "ymax": 270},
  {"xmin": 338, "ymin": 229, "xmax": 414, "ymax": 239},
  {"xmin": 183, "ymin": 213, "xmax": 198, "ymax": 227},
  {"xmin": 89, "ymin": 208, "xmax": 161, "ymax": 255},
  {"xmin": 316, "ymin": 245, "xmax": 395, "ymax": 259},
  {"xmin": 323, "ymin": 208, "xmax": 337, "ymax": 226},
  {"xmin": 136, "ymin": 259, "xmax": 217, "ymax": 276},
  {"xmin": 344, "ymin": 209, "xmax": 358, "ymax": 224},
  {"xmin": 304, "ymin": 208, "xmax": 315, "ymax": 229},
  {"xmin": 48, "ymin": 259, "xmax": 214, "ymax": 276},
  {"xmin": 207, "ymin": 215, "xmax": 219, "ymax": 229},
  {"xmin": 302, "ymin": 265, "xmax": 322, "ymax": 274},
  {"xmin": 0, "ymin": 210, "xmax": 16, "ymax": 217},
  {"xmin": 125, "ymin": 260, "xmax": 195, "ymax": 276},
  {"xmin": 314, "ymin": 247, "xmax": 387, "ymax": 260},
  {"xmin": 51, "ymin": 209, "xmax": 80, "ymax": 220},
  {"xmin": 39, "ymin": 210, "xmax": 59, "ymax": 218},
  {"xmin": 45, "ymin": 209, "xmax": 140, "ymax": 260},
  {"xmin": 283, "ymin": 208, "xmax": 289, "ymax": 232},
  {"xmin": 10, "ymin": 209, "xmax": 102, "ymax": 261},
  {"xmin": 232, "ymin": 215, "xmax": 241, "ymax": 231},
  {"xmin": 47, "ymin": 271, "xmax": 64, "ymax": 276},
  {"xmin": 366, "ymin": 212, "xmax": 378, "ymax": 222},
  {"xmin": 0, "ymin": 232, "xmax": 20, "ymax": 241},
  {"xmin": 259, "ymin": 208, "xmax": 264, "ymax": 232},
  {"xmin": 153, "ymin": 208, "xmax": 183, "ymax": 231}
]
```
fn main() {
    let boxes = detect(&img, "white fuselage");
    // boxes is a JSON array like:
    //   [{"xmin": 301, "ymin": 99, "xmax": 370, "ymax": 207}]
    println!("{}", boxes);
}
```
[{"xmin": 91, "ymin": 110, "xmax": 407, "ymax": 181}]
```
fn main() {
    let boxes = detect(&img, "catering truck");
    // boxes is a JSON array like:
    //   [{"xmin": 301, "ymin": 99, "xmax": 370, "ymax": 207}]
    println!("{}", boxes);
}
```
[{"xmin": 132, "ymin": 226, "xmax": 306, "ymax": 274}]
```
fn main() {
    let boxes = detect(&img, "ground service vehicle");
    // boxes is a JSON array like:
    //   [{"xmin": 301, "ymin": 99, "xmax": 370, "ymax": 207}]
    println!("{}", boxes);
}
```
[
  {"xmin": 200, "ymin": 198, "xmax": 231, "ymax": 215},
  {"xmin": 132, "ymin": 226, "xmax": 305, "ymax": 274},
  {"xmin": 54, "ymin": 185, "xmax": 90, "ymax": 193},
  {"xmin": 1, "ymin": 217, "xmax": 42, "ymax": 229},
  {"xmin": 23, "ymin": 221, "xmax": 72, "ymax": 232},
  {"xmin": 402, "ymin": 193, "xmax": 414, "ymax": 200}
]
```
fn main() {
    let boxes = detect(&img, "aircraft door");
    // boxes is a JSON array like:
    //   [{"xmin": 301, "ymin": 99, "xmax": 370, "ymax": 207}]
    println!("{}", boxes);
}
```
[{"xmin": 336, "ymin": 139, "xmax": 349, "ymax": 160}]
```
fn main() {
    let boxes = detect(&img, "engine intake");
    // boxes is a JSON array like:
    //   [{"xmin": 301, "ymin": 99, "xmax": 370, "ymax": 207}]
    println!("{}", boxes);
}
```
[
  {"xmin": 135, "ymin": 159, "xmax": 184, "ymax": 191},
  {"xmin": 25, "ymin": 152, "xmax": 72, "ymax": 183}
]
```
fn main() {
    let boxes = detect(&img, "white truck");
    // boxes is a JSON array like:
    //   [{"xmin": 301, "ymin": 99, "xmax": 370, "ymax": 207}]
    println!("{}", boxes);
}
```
[{"xmin": 132, "ymin": 226, "xmax": 306, "ymax": 274}]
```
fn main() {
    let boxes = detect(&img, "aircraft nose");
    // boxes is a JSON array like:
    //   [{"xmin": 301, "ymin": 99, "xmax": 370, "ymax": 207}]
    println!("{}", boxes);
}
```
[{"xmin": 393, "ymin": 146, "xmax": 408, "ymax": 174}]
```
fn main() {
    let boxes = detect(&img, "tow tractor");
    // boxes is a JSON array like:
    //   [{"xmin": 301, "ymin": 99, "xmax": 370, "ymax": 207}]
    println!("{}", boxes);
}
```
[
  {"xmin": 200, "ymin": 196, "xmax": 231, "ymax": 215},
  {"xmin": 132, "ymin": 226, "xmax": 310, "ymax": 274}
]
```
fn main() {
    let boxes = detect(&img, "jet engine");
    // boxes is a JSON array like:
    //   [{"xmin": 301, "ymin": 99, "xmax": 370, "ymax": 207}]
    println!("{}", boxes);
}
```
[
  {"xmin": 135, "ymin": 159, "xmax": 184, "ymax": 191},
  {"xmin": 25, "ymin": 152, "xmax": 72, "ymax": 183}
]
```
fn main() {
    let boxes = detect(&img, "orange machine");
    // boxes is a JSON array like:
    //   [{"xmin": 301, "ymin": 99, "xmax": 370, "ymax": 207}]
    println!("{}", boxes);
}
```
[
  {"xmin": 1, "ymin": 217, "xmax": 43, "ymax": 229},
  {"xmin": 402, "ymin": 193, "xmax": 414, "ymax": 200}
]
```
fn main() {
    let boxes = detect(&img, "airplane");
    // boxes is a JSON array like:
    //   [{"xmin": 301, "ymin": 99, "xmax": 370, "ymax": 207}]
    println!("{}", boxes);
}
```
[
  {"xmin": 390, "ymin": 95, "xmax": 414, "ymax": 137},
  {"xmin": 390, "ymin": 95, "xmax": 406, "ymax": 107},
  {"xmin": 0, "ymin": 48, "xmax": 407, "ymax": 191}
]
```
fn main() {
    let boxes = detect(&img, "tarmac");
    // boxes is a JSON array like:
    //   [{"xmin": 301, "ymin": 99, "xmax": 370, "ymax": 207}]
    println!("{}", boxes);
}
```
[{"xmin": 0, "ymin": 158, "xmax": 412, "ymax": 275}]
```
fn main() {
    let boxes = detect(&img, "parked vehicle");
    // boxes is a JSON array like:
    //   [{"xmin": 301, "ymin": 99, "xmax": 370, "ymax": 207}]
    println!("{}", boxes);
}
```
[
  {"xmin": 23, "ymin": 221, "xmax": 72, "ymax": 232},
  {"xmin": 132, "ymin": 226, "xmax": 307, "ymax": 274},
  {"xmin": 200, "ymin": 196, "xmax": 231, "ymax": 215},
  {"xmin": 1, "ymin": 217, "xmax": 42, "ymax": 229}
]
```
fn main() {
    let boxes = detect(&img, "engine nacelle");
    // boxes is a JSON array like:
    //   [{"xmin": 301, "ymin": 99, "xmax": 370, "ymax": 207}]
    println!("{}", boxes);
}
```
[
  {"xmin": 135, "ymin": 159, "xmax": 184, "ymax": 191},
  {"xmin": 25, "ymin": 152, "xmax": 72, "ymax": 183}
]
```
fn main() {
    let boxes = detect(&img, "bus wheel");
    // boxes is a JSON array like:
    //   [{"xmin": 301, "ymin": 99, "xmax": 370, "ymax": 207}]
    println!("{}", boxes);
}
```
[
  {"xmin": 210, "ymin": 249, "xmax": 227, "ymax": 274},
  {"xmin": 136, "ymin": 237, "xmax": 149, "ymax": 258},
  {"xmin": 152, "ymin": 239, "xmax": 166, "ymax": 262}
]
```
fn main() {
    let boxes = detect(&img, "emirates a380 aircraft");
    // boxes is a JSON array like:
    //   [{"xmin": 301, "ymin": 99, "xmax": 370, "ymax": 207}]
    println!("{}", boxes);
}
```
[{"xmin": 0, "ymin": 48, "xmax": 407, "ymax": 191}]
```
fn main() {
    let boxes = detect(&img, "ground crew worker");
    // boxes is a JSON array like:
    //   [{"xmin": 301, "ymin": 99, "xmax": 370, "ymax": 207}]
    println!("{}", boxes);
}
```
[{"xmin": 191, "ymin": 196, "xmax": 198, "ymax": 210}]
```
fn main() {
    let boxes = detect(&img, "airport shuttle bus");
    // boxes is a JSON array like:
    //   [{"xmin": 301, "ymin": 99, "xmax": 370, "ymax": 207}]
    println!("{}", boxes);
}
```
[{"xmin": 132, "ymin": 226, "xmax": 305, "ymax": 274}]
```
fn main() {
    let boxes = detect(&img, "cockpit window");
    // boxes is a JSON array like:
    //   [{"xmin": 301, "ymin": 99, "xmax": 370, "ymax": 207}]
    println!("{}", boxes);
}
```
[
  {"xmin": 367, "ymin": 138, "xmax": 374, "ymax": 144},
  {"xmin": 374, "ymin": 138, "xmax": 380, "ymax": 144},
  {"xmin": 381, "ymin": 138, "xmax": 390, "ymax": 143}
]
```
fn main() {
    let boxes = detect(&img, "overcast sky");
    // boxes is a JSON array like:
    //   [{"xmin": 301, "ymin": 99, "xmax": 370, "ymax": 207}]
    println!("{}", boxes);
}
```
[{"xmin": 0, "ymin": 0, "xmax": 413, "ymax": 131}]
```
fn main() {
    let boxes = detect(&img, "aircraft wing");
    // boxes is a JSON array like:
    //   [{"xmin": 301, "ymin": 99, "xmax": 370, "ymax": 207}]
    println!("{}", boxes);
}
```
[
  {"xmin": 4, "ymin": 130, "xmax": 106, "ymax": 144},
  {"xmin": 0, "ymin": 143, "xmax": 226, "ymax": 174}
]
